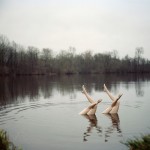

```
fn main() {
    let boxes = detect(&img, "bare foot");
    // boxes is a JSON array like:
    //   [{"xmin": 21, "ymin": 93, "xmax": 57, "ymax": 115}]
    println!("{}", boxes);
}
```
[
  {"xmin": 97, "ymin": 99, "xmax": 102, "ymax": 104},
  {"xmin": 117, "ymin": 93, "xmax": 123, "ymax": 100},
  {"xmin": 82, "ymin": 85, "xmax": 87, "ymax": 94},
  {"xmin": 111, "ymin": 94, "xmax": 123, "ymax": 107},
  {"xmin": 103, "ymin": 84, "xmax": 108, "ymax": 92}
]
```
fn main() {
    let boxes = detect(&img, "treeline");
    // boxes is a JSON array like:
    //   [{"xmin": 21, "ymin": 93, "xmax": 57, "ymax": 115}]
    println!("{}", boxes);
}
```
[{"xmin": 0, "ymin": 34, "xmax": 150, "ymax": 76}]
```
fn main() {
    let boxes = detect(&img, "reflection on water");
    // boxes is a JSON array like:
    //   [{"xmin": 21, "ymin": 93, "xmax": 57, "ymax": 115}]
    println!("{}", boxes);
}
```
[
  {"xmin": 81, "ymin": 114, "xmax": 122, "ymax": 142},
  {"xmin": 103, "ymin": 114, "xmax": 122, "ymax": 142},
  {"xmin": 82, "ymin": 114, "xmax": 102, "ymax": 142},
  {"xmin": 0, "ymin": 74, "xmax": 150, "ymax": 105},
  {"xmin": 0, "ymin": 74, "xmax": 150, "ymax": 150}
]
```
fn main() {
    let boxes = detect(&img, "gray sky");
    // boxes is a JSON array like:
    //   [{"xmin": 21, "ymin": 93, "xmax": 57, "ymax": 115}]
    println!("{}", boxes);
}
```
[{"xmin": 0, "ymin": 0, "xmax": 150, "ymax": 58}]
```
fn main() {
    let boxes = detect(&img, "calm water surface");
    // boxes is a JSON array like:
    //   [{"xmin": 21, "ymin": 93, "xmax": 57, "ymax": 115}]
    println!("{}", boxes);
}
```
[{"xmin": 0, "ymin": 74, "xmax": 150, "ymax": 150}]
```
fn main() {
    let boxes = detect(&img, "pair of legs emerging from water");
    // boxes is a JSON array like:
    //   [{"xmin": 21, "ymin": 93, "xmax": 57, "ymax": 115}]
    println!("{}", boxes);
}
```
[{"xmin": 79, "ymin": 84, "xmax": 123, "ymax": 115}]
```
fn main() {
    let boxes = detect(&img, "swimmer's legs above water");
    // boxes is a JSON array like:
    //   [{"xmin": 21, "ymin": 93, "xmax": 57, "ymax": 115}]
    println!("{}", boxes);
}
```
[
  {"xmin": 79, "ymin": 100, "xmax": 102, "ymax": 115},
  {"xmin": 102, "ymin": 84, "xmax": 123, "ymax": 114},
  {"xmin": 82, "ymin": 85, "xmax": 95, "ymax": 104}
]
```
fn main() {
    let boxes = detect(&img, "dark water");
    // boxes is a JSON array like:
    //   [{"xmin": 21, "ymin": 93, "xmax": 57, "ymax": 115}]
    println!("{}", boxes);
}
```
[{"xmin": 0, "ymin": 74, "xmax": 150, "ymax": 150}]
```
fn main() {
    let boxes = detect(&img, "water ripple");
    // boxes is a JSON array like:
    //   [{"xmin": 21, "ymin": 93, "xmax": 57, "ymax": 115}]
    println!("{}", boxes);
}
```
[{"xmin": 0, "ymin": 101, "xmax": 54, "ymax": 125}]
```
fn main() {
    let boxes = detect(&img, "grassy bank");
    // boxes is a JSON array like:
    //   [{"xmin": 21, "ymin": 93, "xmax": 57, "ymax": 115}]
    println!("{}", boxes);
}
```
[
  {"xmin": 0, "ymin": 129, "xmax": 21, "ymax": 150},
  {"xmin": 1, "ymin": 128, "xmax": 150, "ymax": 150},
  {"xmin": 123, "ymin": 134, "xmax": 150, "ymax": 150}
]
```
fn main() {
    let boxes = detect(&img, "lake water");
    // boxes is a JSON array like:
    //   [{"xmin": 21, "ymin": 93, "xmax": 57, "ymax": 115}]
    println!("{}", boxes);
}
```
[{"xmin": 0, "ymin": 74, "xmax": 150, "ymax": 150}]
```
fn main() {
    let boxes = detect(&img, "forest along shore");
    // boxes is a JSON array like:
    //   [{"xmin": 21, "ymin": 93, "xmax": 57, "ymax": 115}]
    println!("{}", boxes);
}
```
[{"xmin": 0, "ymin": 35, "xmax": 150, "ymax": 76}]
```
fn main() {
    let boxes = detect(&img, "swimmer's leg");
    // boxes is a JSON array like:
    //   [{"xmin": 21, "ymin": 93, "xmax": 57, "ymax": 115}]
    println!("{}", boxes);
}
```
[
  {"xmin": 110, "ymin": 94, "xmax": 123, "ymax": 114},
  {"xmin": 79, "ymin": 102, "xmax": 97, "ymax": 115},
  {"xmin": 102, "ymin": 94, "xmax": 122, "ymax": 114},
  {"xmin": 87, "ymin": 100, "xmax": 102, "ymax": 115},
  {"xmin": 82, "ymin": 85, "xmax": 95, "ymax": 103},
  {"xmin": 104, "ymin": 84, "xmax": 116, "ymax": 101}
]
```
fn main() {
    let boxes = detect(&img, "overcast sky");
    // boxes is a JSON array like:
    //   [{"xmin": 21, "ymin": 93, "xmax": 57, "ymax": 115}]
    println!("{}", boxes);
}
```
[{"xmin": 0, "ymin": 0, "xmax": 150, "ymax": 58}]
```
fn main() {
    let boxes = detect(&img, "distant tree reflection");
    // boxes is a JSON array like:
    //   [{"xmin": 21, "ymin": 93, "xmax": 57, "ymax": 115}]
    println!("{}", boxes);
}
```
[{"xmin": 0, "ymin": 74, "xmax": 149, "ymax": 106}]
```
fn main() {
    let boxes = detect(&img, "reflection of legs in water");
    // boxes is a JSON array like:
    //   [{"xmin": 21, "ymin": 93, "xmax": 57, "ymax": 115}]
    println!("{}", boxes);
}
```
[
  {"xmin": 110, "ymin": 114, "xmax": 122, "ymax": 133},
  {"xmin": 82, "ymin": 114, "xmax": 102, "ymax": 142},
  {"xmin": 104, "ymin": 113, "xmax": 121, "ymax": 132},
  {"xmin": 103, "ymin": 113, "xmax": 122, "ymax": 142},
  {"xmin": 102, "ymin": 84, "xmax": 123, "ymax": 114},
  {"xmin": 79, "ymin": 85, "xmax": 102, "ymax": 115}
]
